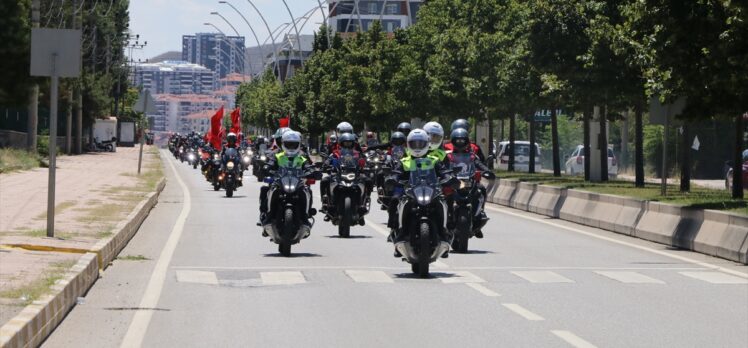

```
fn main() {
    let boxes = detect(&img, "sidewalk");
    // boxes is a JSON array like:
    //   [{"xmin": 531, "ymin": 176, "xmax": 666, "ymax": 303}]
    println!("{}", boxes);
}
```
[{"xmin": 0, "ymin": 146, "xmax": 163, "ymax": 326}]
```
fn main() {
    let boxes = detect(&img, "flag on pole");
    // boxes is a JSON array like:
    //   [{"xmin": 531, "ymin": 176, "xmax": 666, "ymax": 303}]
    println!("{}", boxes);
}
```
[
  {"xmin": 230, "ymin": 107, "xmax": 242, "ymax": 138},
  {"xmin": 279, "ymin": 115, "xmax": 290, "ymax": 128},
  {"xmin": 209, "ymin": 106, "xmax": 225, "ymax": 149}
]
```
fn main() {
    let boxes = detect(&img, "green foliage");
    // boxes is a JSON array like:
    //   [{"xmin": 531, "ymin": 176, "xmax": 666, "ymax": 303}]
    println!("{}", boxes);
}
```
[{"xmin": 0, "ymin": 0, "xmax": 32, "ymax": 106}]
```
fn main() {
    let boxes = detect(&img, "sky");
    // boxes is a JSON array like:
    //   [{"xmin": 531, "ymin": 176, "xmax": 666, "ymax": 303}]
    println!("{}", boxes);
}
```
[{"xmin": 128, "ymin": 0, "xmax": 327, "ymax": 61}]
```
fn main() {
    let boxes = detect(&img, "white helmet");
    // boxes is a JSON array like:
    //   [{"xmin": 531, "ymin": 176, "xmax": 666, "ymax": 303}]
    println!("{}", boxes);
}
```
[
  {"xmin": 336, "ymin": 122, "xmax": 354, "ymax": 135},
  {"xmin": 423, "ymin": 121, "xmax": 444, "ymax": 151},
  {"xmin": 407, "ymin": 129, "xmax": 430, "ymax": 158},
  {"xmin": 281, "ymin": 130, "xmax": 302, "ymax": 156}
]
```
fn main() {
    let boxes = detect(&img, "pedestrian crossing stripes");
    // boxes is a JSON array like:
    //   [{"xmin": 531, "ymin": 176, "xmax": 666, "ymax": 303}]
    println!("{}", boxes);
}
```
[{"xmin": 174, "ymin": 269, "xmax": 748, "ymax": 287}]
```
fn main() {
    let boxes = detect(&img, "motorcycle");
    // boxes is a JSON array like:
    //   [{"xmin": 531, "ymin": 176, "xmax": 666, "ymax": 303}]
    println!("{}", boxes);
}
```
[
  {"xmin": 261, "ymin": 166, "xmax": 320, "ymax": 256},
  {"xmin": 186, "ymin": 147, "xmax": 199, "ymax": 169},
  {"xmin": 241, "ymin": 149, "xmax": 254, "ymax": 172},
  {"xmin": 447, "ymin": 153, "xmax": 484, "ymax": 253},
  {"xmin": 220, "ymin": 148, "xmax": 242, "ymax": 197},
  {"xmin": 252, "ymin": 144, "xmax": 271, "ymax": 181},
  {"xmin": 391, "ymin": 159, "xmax": 453, "ymax": 278},
  {"xmin": 376, "ymin": 146, "xmax": 407, "ymax": 210},
  {"xmin": 326, "ymin": 149, "xmax": 370, "ymax": 238}
]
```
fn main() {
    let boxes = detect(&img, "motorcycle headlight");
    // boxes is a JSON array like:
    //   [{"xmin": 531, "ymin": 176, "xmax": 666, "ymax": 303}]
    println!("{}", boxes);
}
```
[
  {"xmin": 227, "ymin": 162, "xmax": 235, "ymax": 170},
  {"xmin": 374, "ymin": 157, "xmax": 380, "ymax": 163},
  {"xmin": 343, "ymin": 173, "xmax": 356, "ymax": 181},
  {"xmin": 248, "ymin": 150, "xmax": 254, "ymax": 156},
  {"xmin": 459, "ymin": 179, "xmax": 472, "ymax": 190},
  {"xmin": 260, "ymin": 155, "xmax": 267, "ymax": 161},
  {"xmin": 188, "ymin": 154, "xmax": 195, "ymax": 160},
  {"xmin": 213, "ymin": 154, "xmax": 220, "ymax": 160},
  {"xmin": 414, "ymin": 186, "xmax": 434, "ymax": 206},
  {"xmin": 243, "ymin": 156, "xmax": 250, "ymax": 163}
]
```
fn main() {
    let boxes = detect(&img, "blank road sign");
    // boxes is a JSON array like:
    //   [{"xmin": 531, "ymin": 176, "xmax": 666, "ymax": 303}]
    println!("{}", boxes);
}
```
[{"xmin": 30, "ymin": 28, "xmax": 81, "ymax": 78}]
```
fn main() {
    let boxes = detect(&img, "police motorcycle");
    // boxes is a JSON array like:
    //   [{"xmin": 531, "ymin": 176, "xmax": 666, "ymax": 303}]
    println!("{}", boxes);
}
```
[
  {"xmin": 219, "ymin": 147, "xmax": 242, "ymax": 197},
  {"xmin": 252, "ymin": 143, "xmax": 271, "ymax": 181},
  {"xmin": 389, "ymin": 159, "xmax": 455, "ymax": 278},
  {"xmin": 324, "ymin": 149, "xmax": 371, "ymax": 238},
  {"xmin": 261, "ymin": 166, "xmax": 321, "ymax": 256},
  {"xmin": 447, "ymin": 153, "xmax": 485, "ymax": 253},
  {"xmin": 376, "ymin": 143, "xmax": 407, "ymax": 210}
]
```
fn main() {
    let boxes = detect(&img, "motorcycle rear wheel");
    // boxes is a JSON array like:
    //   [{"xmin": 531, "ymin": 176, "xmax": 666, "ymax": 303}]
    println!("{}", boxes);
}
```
[{"xmin": 338, "ymin": 197, "xmax": 351, "ymax": 238}]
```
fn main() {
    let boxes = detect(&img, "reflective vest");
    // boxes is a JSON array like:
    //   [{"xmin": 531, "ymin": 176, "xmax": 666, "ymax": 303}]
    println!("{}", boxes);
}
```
[
  {"xmin": 275, "ymin": 152, "xmax": 307, "ymax": 168},
  {"xmin": 401, "ymin": 154, "xmax": 439, "ymax": 172},
  {"xmin": 430, "ymin": 148, "xmax": 447, "ymax": 162}
]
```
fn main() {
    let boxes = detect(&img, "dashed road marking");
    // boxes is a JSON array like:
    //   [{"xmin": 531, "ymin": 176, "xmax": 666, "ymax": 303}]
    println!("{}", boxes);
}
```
[
  {"xmin": 502, "ymin": 303, "xmax": 545, "ymax": 321},
  {"xmin": 345, "ymin": 270, "xmax": 394, "ymax": 283},
  {"xmin": 595, "ymin": 271, "xmax": 665, "ymax": 284},
  {"xmin": 511, "ymin": 271, "xmax": 575, "ymax": 283},
  {"xmin": 465, "ymin": 283, "xmax": 500, "ymax": 297},
  {"xmin": 439, "ymin": 271, "xmax": 484, "ymax": 284},
  {"xmin": 261, "ymin": 271, "xmax": 306, "ymax": 285},
  {"xmin": 175, "ymin": 271, "xmax": 218, "ymax": 285},
  {"xmin": 551, "ymin": 330, "xmax": 598, "ymax": 348},
  {"xmin": 679, "ymin": 271, "xmax": 748, "ymax": 284}
]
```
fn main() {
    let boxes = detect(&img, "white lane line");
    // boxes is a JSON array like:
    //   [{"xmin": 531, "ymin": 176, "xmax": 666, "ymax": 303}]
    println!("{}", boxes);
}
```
[
  {"xmin": 502, "ymin": 303, "xmax": 545, "ymax": 321},
  {"xmin": 511, "ymin": 271, "xmax": 575, "ymax": 283},
  {"xmin": 595, "ymin": 271, "xmax": 665, "ymax": 284},
  {"xmin": 439, "ymin": 271, "xmax": 485, "ymax": 284},
  {"xmin": 551, "ymin": 330, "xmax": 598, "ymax": 348},
  {"xmin": 465, "ymin": 283, "xmax": 500, "ymax": 297},
  {"xmin": 679, "ymin": 271, "xmax": 748, "ymax": 284},
  {"xmin": 170, "ymin": 265, "xmax": 708, "ymax": 271},
  {"xmin": 261, "ymin": 271, "xmax": 306, "ymax": 285},
  {"xmin": 121, "ymin": 152, "xmax": 192, "ymax": 348},
  {"xmin": 486, "ymin": 205, "xmax": 748, "ymax": 279},
  {"xmin": 175, "ymin": 271, "xmax": 219, "ymax": 285},
  {"xmin": 345, "ymin": 270, "xmax": 394, "ymax": 283}
]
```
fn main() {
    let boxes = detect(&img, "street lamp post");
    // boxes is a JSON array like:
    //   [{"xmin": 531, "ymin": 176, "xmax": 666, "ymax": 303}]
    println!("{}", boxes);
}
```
[
  {"xmin": 219, "ymin": 1, "xmax": 266, "ymax": 77},
  {"xmin": 210, "ymin": 12, "xmax": 249, "ymax": 82},
  {"xmin": 280, "ymin": 0, "xmax": 304, "ymax": 70},
  {"xmin": 244, "ymin": 0, "xmax": 280, "ymax": 81},
  {"xmin": 204, "ymin": 22, "xmax": 248, "ymax": 81}
]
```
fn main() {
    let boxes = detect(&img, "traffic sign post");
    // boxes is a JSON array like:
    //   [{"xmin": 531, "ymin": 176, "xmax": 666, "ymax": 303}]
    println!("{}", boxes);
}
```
[
  {"xmin": 30, "ymin": 28, "xmax": 81, "ymax": 238},
  {"xmin": 649, "ymin": 96, "xmax": 687, "ymax": 196},
  {"xmin": 134, "ymin": 89, "xmax": 156, "ymax": 174}
]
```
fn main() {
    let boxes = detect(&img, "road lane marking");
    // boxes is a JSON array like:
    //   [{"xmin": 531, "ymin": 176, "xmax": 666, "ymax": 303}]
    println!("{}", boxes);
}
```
[
  {"xmin": 261, "ymin": 271, "xmax": 306, "ymax": 285},
  {"xmin": 465, "ymin": 283, "xmax": 500, "ymax": 297},
  {"xmin": 121, "ymin": 151, "xmax": 192, "ymax": 348},
  {"xmin": 595, "ymin": 271, "xmax": 665, "ymax": 284},
  {"xmin": 175, "ymin": 271, "xmax": 218, "ymax": 285},
  {"xmin": 439, "ymin": 271, "xmax": 484, "ymax": 284},
  {"xmin": 551, "ymin": 330, "xmax": 598, "ymax": 348},
  {"xmin": 502, "ymin": 303, "xmax": 545, "ymax": 321},
  {"xmin": 486, "ymin": 205, "xmax": 748, "ymax": 279},
  {"xmin": 170, "ymin": 265, "xmax": 708, "ymax": 271},
  {"xmin": 511, "ymin": 271, "xmax": 574, "ymax": 283},
  {"xmin": 679, "ymin": 271, "xmax": 748, "ymax": 284},
  {"xmin": 345, "ymin": 270, "xmax": 394, "ymax": 283}
]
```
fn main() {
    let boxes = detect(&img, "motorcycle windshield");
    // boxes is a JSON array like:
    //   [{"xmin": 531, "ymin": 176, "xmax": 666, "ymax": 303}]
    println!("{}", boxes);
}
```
[
  {"xmin": 258, "ymin": 144, "xmax": 268, "ymax": 153},
  {"xmin": 278, "ymin": 167, "xmax": 304, "ymax": 192},
  {"xmin": 450, "ymin": 153, "xmax": 476, "ymax": 179},
  {"xmin": 225, "ymin": 148, "xmax": 239, "ymax": 159},
  {"xmin": 391, "ymin": 146, "xmax": 406, "ymax": 160},
  {"xmin": 338, "ymin": 149, "xmax": 359, "ymax": 171},
  {"xmin": 408, "ymin": 158, "xmax": 438, "ymax": 187}
]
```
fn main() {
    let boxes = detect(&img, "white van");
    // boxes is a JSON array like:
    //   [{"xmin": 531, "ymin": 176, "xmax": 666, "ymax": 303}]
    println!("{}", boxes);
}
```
[{"xmin": 496, "ymin": 141, "xmax": 542, "ymax": 172}]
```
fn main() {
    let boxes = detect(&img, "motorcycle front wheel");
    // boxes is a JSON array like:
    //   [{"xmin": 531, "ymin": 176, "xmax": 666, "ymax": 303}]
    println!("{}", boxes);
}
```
[
  {"xmin": 338, "ymin": 197, "xmax": 351, "ymax": 238},
  {"xmin": 279, "ymin": 208, "xmax": 294, "ymax": 256},
  {"xmin": 452, "ymin": 208, "xmax": 471, "ymax": 253},
  {"xmin": 411, "ymin": 222, "xmax": 431, "ymax": 278}
]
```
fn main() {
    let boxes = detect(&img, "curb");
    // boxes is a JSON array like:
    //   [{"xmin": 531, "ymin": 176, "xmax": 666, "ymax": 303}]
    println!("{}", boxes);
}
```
[{"xmin": 0, "ymin": 177, "xmax": 167, "ymax": 348}]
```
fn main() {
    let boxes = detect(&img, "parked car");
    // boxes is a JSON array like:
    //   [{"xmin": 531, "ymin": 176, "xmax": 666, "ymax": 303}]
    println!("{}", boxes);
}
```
[
  {"xmin": 496, "ymin": 141, "xmax": 542, "ymax": 172},
  {"xmin": 725, "ymin": 150, "xmax": 748, "ymax": 190},
  {"xmin": 564, "ymin": 145, "xmax": 618, "ymax": 178}
]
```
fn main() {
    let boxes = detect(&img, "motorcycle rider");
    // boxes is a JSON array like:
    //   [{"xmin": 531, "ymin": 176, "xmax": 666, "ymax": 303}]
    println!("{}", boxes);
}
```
[
  {"xmin": 320, "ymin": 133, "xmax": 367, "ymax": 218},
  {"xmin": 424, "ymin": 121, "xmax": 447, "ymax": 162},
  {"xmin": 221, "ymin": 132, "xmax": 244, "ymax": 183},
  {"xmin": 386, "ymin": 129, "xmax": 454, "ymax": 256},
  {"xmin": 396, "ymin": 122, "xmax": 412, "ymax": 137},
  {"xmin": 259, "ymin": 131, "xmax": 315, "ymax": 229},
  {"xmin": 445, "ymin": 119, "xmax": 486, "ymax": 162},
  {"xmin": 321, "ymin": 134, "xmax": 337, "ymax": 156},
  {"xmin": 446, "ymin": 128, "xmax": 495, "ymax": 238}
]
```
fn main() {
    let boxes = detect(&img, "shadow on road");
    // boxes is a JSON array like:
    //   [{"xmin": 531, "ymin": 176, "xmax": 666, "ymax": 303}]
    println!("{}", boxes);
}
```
[
  {"xmin": 262, "ymin": 253, "xmax": 322, "ymax": 258},
  {"xmin": 324, "ymin": 235, "xmax": 373, "ymax": 239},
  {"xmin": 393, "ymin": 272, "xmax": 456, "ymax": 280}
]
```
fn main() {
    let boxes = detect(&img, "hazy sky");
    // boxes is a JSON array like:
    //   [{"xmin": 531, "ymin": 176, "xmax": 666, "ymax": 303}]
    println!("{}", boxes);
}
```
[{"xmin": 129, "ymin": 0, "xmax": 326, "ymax": 60}]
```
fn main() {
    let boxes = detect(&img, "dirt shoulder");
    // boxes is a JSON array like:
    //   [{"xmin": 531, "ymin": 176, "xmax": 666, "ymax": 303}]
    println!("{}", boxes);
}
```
[{"xmin": 0, "ymin": 146, "xmax": 164, "ymax": 325}]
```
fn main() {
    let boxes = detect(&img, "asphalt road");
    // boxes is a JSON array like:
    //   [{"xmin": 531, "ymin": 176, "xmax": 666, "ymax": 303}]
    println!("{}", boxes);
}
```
[{"xmin": 43, "ymin": 151, "xmax": 748, "ymax": 348}]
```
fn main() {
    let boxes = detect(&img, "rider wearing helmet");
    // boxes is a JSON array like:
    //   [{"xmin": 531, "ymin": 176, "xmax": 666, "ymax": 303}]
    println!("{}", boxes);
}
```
[
  {"xmin": 444, "ymin": 119, "xmax": 486, "ymax": 162},
  {"xmin": 396, "ymin": 122, "xmax": 412, "ymax": 137},
  {"xmin": 271, "ymin": 127, "xmax": 291, "ymax": 151},
  {"xmin": 365, "ymin": 131, "xmax": 379, "ymax": 147},
  {"xmin": 447, "ymin": 128, "xmax": 495, "ymax": 238},
  {"xmin": 322, "ymin": 133, "xmax": 338, "ymax": 156},
  {"xmin": 320, "ymin": 132, "xmax": 367, "ymax": 218},
  {"xmin": 259, "ymin": 130, "xmax": 315, "ymax": 227},
  {"xmin": 424, "ymin": 121, "xmax": 447, "ymax": 162}
]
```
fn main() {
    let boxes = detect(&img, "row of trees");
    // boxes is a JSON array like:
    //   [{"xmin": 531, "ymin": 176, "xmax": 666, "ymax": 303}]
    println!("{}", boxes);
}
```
[
  {"xmin": 1, "ymin": 0, "xmax": 132, "ymax": 153},
  {"xmin": 236, "ymin": 0, "xmax": 748, "ymax": 198}
]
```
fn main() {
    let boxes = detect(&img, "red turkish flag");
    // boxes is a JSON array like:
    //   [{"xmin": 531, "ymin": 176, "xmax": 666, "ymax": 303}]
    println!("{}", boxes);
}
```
[
  {"xmin": 278, "ymin": 115, "xmax": 290, "ymax": 128},
  {"xmin": 209, "ymin": 106, "xmax": 225, "ymax": 149},
  {"xmin": 230, "ymin": 108, "xmax": 242, "ymax": 135}
]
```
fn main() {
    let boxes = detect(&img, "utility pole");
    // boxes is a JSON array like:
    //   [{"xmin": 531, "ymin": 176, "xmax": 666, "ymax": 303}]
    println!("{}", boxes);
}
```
[
  {"xmin": 27, "ymin": 0, "xmax": 40, "ymax": 151},
  {"xmin": 75, "ymin": 0, "xmax": 83, "ymax": 154}
]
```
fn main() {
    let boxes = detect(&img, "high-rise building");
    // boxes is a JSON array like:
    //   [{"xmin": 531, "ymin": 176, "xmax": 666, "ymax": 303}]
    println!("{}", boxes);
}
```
[
  {"xmin": 182, "ymin": 33, "xmax": 246, "ymax": 78},
  {"xmin": 327, "ymin": 0, "xmax": 425, "ymax": 36},
  {"xmin": 130, "ymin": 61, "xmax": 215, "ymax": 95},
  {"xmin": 153, "ymin": 94, "xmax": 224, "ymax": 133}
]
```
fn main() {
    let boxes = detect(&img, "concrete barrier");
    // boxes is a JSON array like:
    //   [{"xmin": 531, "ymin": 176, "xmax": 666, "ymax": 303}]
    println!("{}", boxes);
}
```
[
  {"xmin": 495, "ymin": 179, "xmax": 518, "ymax": 206},
  {"xmin": 510, "ymin": 182, "xmax": 536, "ymax": 211},
  {"xmin": 528, "ymin": 185, "xmax": 567, "ymax": 218},
  {"xmin": 634, "ymin": 202, "xmax": 687, "ymax": 245},
  {"xmin": 688, "ymin": 210, "xmax": 748, "ymax": 264},
  {"xmin": 558, "ymin": 190, "xmax": 645, "ymax": 236}
]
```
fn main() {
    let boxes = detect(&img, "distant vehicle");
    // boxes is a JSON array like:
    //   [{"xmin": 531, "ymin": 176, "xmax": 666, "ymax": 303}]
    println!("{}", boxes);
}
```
[
  {"xmin": 496, "ymin": 141, "xmax": 542, "ymax": 172},
  {"xmin": 564, "ymin": 145, "xmax": 618, "ymax": 178},
  {"xmin": 725, "ymin": 150, "xmax": 748, "ymax": 190}
]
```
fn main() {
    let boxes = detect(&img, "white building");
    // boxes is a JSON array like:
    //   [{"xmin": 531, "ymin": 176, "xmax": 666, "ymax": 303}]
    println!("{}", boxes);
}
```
[
  {"xmin": 153, "ymin": 94, "xmax": 224, "ymax": 133},
  {"xmin": 326, "ymin": 0, "xmax": 425, "ymax": 35},
  {"xmin": 130, "ymin": 61, "xmax": 216, "ymax": 95}
]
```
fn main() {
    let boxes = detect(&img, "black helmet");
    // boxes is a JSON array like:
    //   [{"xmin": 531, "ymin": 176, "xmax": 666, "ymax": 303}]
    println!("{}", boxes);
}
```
[
  {"xmin": 339, "ymin": 133, "xmax": 356, "ymax": 149},
  {"xmin": 450, "ymin": 128, "xmax": 470, "ymax": 151},
  {"xmin": 396, "ymin": 122, "xmax": 412, "ymax": 136},
  {"xmin": 390, "ymin": 131, "xmax": 406, "ymax": 146},
  {"xmin": 256, "ymin": 136, "xmax": 265, "ymax": 145},
  {"xmin": 450, "ymin": 119, "xmax": 470, "ymax": 132},
  {"xmin": 227, "ymin": 132, "xmax": 237, "ymax": 145}
]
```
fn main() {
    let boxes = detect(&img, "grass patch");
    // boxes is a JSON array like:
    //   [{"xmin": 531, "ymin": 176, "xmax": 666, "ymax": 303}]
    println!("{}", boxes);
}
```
[
  {"xmin": 79, "ymin": 203, "xmax": 125, "ymax": 223},
  {"xmin": 117, "ymin": 254, "xmax": 150, "ymax": 261},
  {"xmin": 496, "ymin": 171, "xmax": 747, "ymax": 214},
  {"xmin": 34, "ymin": 201, "xmax": 77, "ymax": 220},
  {"xmin": 16, "ymin": 229, "xmax": 74, "ymax": 239},
  {"xmin": 0, "ymin": 260, "xmax": 76, "ymax": 305},
  {"xmin": 0, "ymin": 148, "xmax": 40, "ymax": 173}
]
